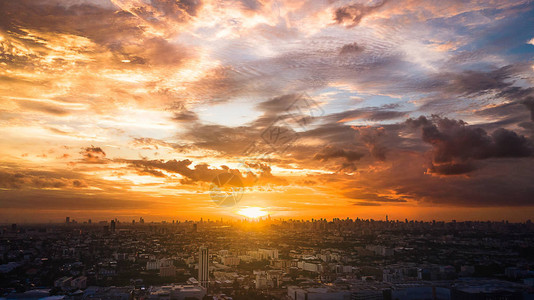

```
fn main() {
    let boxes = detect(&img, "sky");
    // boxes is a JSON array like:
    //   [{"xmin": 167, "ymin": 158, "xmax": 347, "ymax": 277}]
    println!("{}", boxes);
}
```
[{"xmin": 1, "ymin": 0, "xmax": 534, "ymax": 223}]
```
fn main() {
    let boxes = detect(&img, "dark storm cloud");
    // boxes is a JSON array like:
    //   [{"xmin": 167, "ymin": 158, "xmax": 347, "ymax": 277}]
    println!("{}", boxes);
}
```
[
  {"xmin": 408, "ymin": 116, "xmax": 533, "ymax": 174},
  {"xmin": 333, "ymin": 0, "xmax": 388, "ymax": 27}
]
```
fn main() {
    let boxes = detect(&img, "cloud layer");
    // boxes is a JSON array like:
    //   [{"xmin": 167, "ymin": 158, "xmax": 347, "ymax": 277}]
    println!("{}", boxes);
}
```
[{"xmin": 1, "ymin": 0, "xmax": 534, "ymax": 221}]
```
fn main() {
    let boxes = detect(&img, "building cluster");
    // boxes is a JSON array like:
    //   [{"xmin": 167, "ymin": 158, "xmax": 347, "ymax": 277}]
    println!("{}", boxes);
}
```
[{"xmin": 1, "ymin": 217, "xmax": 534, "ymax": 299}]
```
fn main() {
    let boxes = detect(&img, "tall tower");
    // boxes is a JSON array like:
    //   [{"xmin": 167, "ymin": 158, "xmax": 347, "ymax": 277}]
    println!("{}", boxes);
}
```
[{"xmin": 198, "ymin": 246, "xmax": 209, "ymax": 288}]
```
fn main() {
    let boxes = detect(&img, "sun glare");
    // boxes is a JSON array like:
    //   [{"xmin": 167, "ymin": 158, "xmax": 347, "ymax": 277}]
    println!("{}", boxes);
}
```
[{"xmin": 236, "ymin": 207, "xmax": 269, "ymax": 219}]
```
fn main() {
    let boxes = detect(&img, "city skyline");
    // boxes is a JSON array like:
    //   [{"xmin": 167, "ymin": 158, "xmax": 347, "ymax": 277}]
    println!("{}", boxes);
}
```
[
  {"xmin": 2, "ymin": 216, "xmax": 534, "ymax": 299},
  {"xmin": 3, "ymin": 214, "xmax": 534, "ymax": 225},
  {"xmin": 1, "ymin": 0, "xmax": 534, "ymax": 223}
]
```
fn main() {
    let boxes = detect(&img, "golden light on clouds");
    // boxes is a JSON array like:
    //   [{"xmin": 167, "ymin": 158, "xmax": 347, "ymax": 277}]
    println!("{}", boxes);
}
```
[{"xmin": 0, "ymin": 0, "xmax": 533, "ymax": 223}]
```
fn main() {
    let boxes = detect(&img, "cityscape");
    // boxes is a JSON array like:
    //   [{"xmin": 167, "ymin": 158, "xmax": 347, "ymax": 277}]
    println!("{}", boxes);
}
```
[
  {"xmin": 1, "ymin": 217, "xmax": 534, "ymax": 299},
  {"xmin": 2, "ymin": 0, "xmax": 534, "ymax": 299}
]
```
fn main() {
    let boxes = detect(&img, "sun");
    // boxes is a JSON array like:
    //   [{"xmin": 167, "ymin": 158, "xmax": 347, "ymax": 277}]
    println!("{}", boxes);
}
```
[{"xmin": 236, "ymin": 207, "xmax": 269, "ymax": 219}]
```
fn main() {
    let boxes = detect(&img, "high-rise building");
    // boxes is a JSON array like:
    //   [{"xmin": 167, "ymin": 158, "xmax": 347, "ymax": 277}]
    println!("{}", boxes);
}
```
[
  {"xmin": 198, "ymin": 246, "xmax": 209, "ymax": 288},
  {"xmin": 110, "ymin": 220, "xmax": 116, "ymax": 232},
  {"xmin": 66, "ymin": 217, "xmax": 70, "ymax": 224}
]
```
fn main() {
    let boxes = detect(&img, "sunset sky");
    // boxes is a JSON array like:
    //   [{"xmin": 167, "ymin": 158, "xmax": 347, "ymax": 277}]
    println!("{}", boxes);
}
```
[{"xmin": 1, "ymin": 0, "xmax": 534, "ymax": 223}]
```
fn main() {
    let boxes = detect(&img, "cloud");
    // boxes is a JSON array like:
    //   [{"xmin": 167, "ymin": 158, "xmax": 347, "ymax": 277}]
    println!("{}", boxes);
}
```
[
  {"xmin": 131, "ymin": 137, "xmax": 189, "ymax": 151},
  {"xmin": 427, "ymin": 162, "xmax": 476, "ymax": 175},
  {"xmin": 343, "ymin": 189, "xmax": 408, "ymax": 202},
  {"xmin": 111, "ymin": 0, "xmax": 202, "ymax": 29},
  {"xmin": 447, "ymin": 66, "xmax": 515, "ymax": 95},
  {"xmin": 325, "ymin": 105, "xmax": 408, "ymax": 124},
  {"xmin": 314, "ymin": 146, "xmax": 364, "ymax": 162},
  {"xmin": 354, "ymin": 126, "xmax": 388, "ymax": 160},
  {"xmin": 338, "ymin": 153, "xmax": 534, "ymax": 207},
  {"xmin": 257, "ymin": 94, "xmax": 302, "ymax": 116},
  {"xmin": 352, "ymin": 202, "xmax": 381, "ymax": 206},
  {"xmin": 123, "ymin": 158, "xmax": 287, "ymax": 186},
  {"xmin": 408, "ymin": 116, "xmax": 533, "ymax": 174},
  {"xmin": 0, "ymin": 0, "xmax": 193, "ymax": 71},
  {"xmin": 314, "ymin": 146, "xmax": 364, "ymax": 171},
  {"xmin": 80, "ymin": 146, "xmax": 108, "ymax": 164},
  {"xmin": 170, "ymin": 102, "xmax": 199, "ymax": 122},
  {"xmin": 339, "ymin": 42, "xmax": 364, "ymax": 55},
  {"xmin": 523, "ymin": 96, "xmax": 534, "ymax": 121},
  {"xmin": 1, "ymin": 0, "xmax": 534, "ymax": 218},
  {"xmin": 16, "ymin": 100, "xmax": 70, "ymax": 116},
  {"xmin": 0, "ymin": 169, "xmax": 88, "ymax": 189},
  {"xmin": 333, "ymin": 0, "xmax": 388, "ymax": 27}
]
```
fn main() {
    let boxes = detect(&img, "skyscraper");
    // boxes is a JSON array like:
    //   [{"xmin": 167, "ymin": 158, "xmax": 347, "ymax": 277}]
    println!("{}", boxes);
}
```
[{"xmin": 198, "ymin": 246, "xmax": 209, "ymax": 288}]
